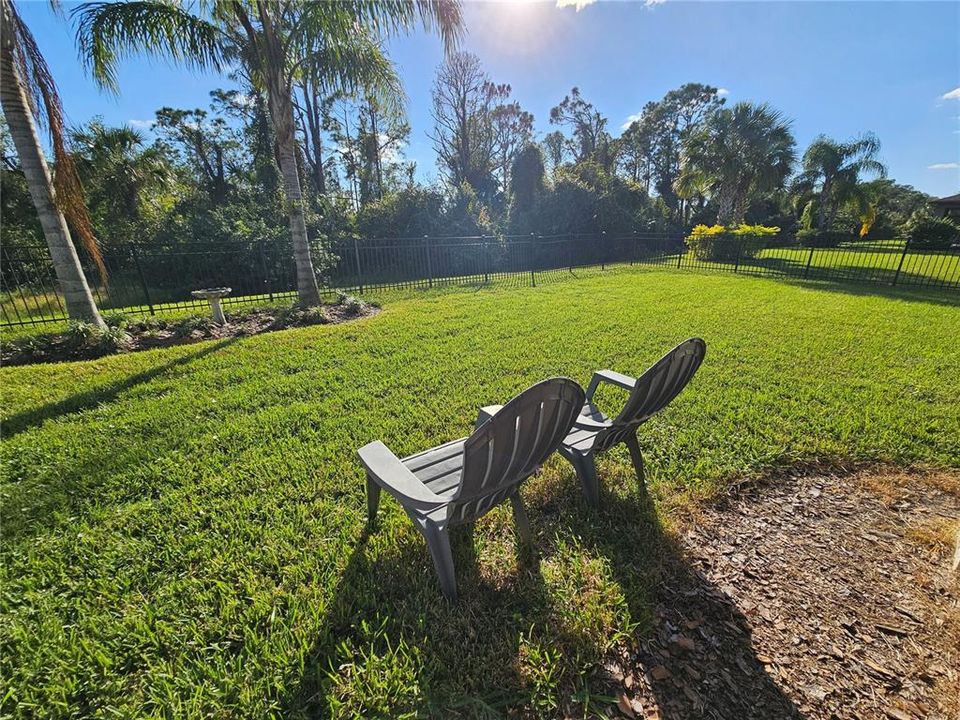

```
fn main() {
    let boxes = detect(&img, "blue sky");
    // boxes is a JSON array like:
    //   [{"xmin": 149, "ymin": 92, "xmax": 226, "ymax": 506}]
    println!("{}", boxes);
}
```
[{"xmin": 18, "ymin": 0, "xmax": 960, "ymax": 197}]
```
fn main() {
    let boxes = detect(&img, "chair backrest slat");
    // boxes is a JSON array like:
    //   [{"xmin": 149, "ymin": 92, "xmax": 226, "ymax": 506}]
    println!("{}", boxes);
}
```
[
  {"xmin": 454, "ymin": 378, "xmax": 584, "ymax": 522},
  {"xmin": 596, "ymin": 338, "xmax": 706, "ymax": 452}
]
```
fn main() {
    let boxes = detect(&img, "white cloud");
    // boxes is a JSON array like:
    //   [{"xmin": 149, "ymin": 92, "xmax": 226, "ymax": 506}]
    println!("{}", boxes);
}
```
[
  {"xmin": 621, "ymin": 112, "xmax": 643, "ymax": 131},
  {"xmin": 128, "ymin": 119, "xmax": 153, "ymax": 129},
  {"xmin": 928, "ymin": 162, "xmax": 959, "ymax": 170},
  {"xmin": 717, "ymin": 88, "xmax": 730, "ymax": 97},
  {"xmin": 556, "ymin": 0, "xmax": 596, "ymax": 10},
  {"xmin": 557, "ymin": 0, "xmax": 661, "ymax": 9},
  {"xmin": 941, "ymin": 87, "xmax": 960, "ymax": 101}
]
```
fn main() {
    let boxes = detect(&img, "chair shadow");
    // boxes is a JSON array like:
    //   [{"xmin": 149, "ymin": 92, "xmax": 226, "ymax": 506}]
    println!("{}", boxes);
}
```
[
  {"xmin": 529, "ymin": 464, "xmax": 806, "ymax": 719},
  {"xmin": 2, "ymin": 337, "xmax": 239, "ymax": 438},
  {"xmin": 280, "ymin": 461, "xmax": 804, "ymax": 718}
]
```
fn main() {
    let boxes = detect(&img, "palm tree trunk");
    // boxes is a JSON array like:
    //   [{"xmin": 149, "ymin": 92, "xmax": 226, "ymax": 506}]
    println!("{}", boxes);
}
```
[
  {"xmin": 0, "ymin": 6, "xmax": 105, "ymax": 328},
  {"xmin": 266, "ymin": 73, "xmax": 322, "ymax": 307},
  {"xmin": 816, "ymin": 179, "xmax": 831, "ymax": 230}
]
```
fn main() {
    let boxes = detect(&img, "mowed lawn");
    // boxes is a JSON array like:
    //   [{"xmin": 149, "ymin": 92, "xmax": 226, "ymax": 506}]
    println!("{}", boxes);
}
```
[{"xmin": 2, "ymin": 270, "xmax": 958, "ymax": 718}]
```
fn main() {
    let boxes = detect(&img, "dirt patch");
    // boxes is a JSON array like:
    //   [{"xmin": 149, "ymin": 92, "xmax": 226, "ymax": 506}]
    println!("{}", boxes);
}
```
[
  {"xmin": 1, "ymin": 300, "xmax": 380, "ymax": 366},
  {"xmin": 604, "ymin": 467, "xmax": 959, "ymax": 719}
]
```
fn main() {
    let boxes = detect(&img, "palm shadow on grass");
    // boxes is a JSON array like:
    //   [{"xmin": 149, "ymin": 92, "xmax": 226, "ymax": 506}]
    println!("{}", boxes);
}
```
[
  {"xmin": 1, "ymin": 338, "xmax": 239, "ymax": 545},
  {"xmin": 2, "ymin": 337, "xmax": 239, "ymax": 438},
  {"xmin": 281, "ymin": 458, "xmax": 804, "ymax": 718}
]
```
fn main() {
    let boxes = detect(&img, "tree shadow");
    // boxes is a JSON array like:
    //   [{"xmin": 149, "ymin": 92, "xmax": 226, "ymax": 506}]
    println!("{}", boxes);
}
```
[
  {"xmin": 2, "ymin": 337, "xmax": 239, "ymax": 438},
  {"xmin": 737, "ymin": 257, "xmax": 960, "ymax": 306},
  {"xmin": 279, "ymin": 461, "xmax": 804, "ymax": 718},
  {"xmin": 1, "ymin": 338, "xmax": 239, "ymax": 545}
]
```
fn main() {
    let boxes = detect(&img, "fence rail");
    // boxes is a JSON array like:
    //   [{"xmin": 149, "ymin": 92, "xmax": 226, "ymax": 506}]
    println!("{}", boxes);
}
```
[{"xmin": 2, "ymin": 233, "xmax": 958, "ymax": 327}]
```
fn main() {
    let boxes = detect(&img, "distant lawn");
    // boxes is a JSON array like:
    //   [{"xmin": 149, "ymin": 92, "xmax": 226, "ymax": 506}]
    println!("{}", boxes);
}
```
[
  {"xmin": 751, "ymin": 244, "xmax": 960, "ymax": 287},
  {"xmin": 2, "ymin": 269, "xmax": 958, "ymax": 717}
]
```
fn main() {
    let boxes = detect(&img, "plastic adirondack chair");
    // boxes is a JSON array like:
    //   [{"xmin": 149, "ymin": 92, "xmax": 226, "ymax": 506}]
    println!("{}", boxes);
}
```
[
  {"xmin": 358, "ymin": 377, "xmax": 585, "ymax": 602},
  {"xmin": 559, "ymin": 338, "xmax": 706, "ymax": 506}
]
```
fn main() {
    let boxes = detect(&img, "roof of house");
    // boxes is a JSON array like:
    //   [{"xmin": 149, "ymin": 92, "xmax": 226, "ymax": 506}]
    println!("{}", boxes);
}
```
[{"xmin": 930, "ymin": 193, "xmax": 960, "ymax": 207}]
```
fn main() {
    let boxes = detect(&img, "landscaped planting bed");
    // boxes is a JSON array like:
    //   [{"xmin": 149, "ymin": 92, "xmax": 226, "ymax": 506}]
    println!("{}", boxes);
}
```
[{"xmin": 2, "ymin": 269, "xmax": 958, "ymax": 717}]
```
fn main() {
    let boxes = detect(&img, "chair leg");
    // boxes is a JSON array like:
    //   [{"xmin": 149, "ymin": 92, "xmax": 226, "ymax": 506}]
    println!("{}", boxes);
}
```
[
  {"xmin": 366, "ymin": 475, "xmax": 381, "ymax": 526},
  {"xmin": 561, "ymin": 450, "xmax": 600, "ymax": 507},
  {"xmin": 422, "ymin": 520, "xmax": 457, "ymax": 602},
  {"xmin": 624, "ymin": 433, "xmax": 645, "ymax": 485},
  {"xmin": 510, "ymin": 492, "xmax": 533, "ymax": 546}
]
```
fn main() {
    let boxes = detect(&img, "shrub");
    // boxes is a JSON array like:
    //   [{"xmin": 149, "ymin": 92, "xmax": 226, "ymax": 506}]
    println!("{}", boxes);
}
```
[
  {"xmin": 285, "ymin": 305, "xmax": 329, "ymax": 326},
  {"xmin": 795, "ymin": 228, "xmax": 851, "ymax": 248},
  {"xmin": 905, "ymin": 214, "xmax": 958, "ymax": 250},
  {"xmin": 685, "ymin": 224, "xmax": 779, "ymax": 262},
  {"xmin": 173, "ymin": 315, "xmax": 215, "ymax": 338},
  {"xmin": 64, "ymin": 321, "xmax": 132, "ymax": 354},
  {"xmin": 336, "ymin": 293, "xmax": 367, "ymax": 316}
]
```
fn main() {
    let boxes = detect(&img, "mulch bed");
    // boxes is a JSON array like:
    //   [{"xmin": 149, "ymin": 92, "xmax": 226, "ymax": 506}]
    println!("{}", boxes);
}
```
[
  {"xmin": 601, "ymin": 468, "xmax": 959, "ymax": 720},
  {"xmin": 0, "ymin": 302, "xmax": 380, "ymax": 366}
]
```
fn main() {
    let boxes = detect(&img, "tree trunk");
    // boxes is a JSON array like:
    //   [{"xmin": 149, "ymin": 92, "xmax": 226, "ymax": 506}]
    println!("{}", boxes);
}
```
[
  {"xmin": 816, "ymin": 178, "xmax": 831, "ymax": 230},
  {"xmin": 0, "ymin": 3, "xmax": 105, "ymax": 328},
  {"xmin": 265, "ymin": 74, "xmax": 321, "ymax": 306}
]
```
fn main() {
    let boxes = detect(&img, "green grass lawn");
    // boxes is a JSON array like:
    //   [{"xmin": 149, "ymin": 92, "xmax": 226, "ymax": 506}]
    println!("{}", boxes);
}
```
[
  {"xmin": 2, "ymin": 269, "xmax": 958, "ymax": 718},
  {"xmin": 751, "ymin": 245, "xmax": 960, "ymax": 286}
]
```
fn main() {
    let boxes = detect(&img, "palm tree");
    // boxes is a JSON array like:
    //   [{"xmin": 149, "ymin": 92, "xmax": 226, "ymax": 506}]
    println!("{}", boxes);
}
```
[
  {"xmin": 677, "ymin": 102, "xmax": 796, "ymax": 225},
  {"xmin": 71, "ymin": 120, "xmax": 173, "ymax": 224},
  {"xmin": 0, "ymin": 0, "xmax": 106, "ymax": 327},
  {"xmin": 794, "ymin": 134, "xmax": 886, "ymax": 232},
  {"xmin": 75, "ymin": 0, "xmax": 462, "ymax": 307}
]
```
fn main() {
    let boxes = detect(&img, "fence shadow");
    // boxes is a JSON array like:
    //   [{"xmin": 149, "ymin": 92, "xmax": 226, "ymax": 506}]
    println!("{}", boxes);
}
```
[{"xmin": 279, "ymin": 465, "xmax": 803, "ymax": 718}]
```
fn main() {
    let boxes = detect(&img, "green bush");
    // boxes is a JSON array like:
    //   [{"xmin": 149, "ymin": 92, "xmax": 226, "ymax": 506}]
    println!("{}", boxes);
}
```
[
  {"xmin": 905, "ymin": 214, "xmax": 958, "ymax": 250},
  {"xmin": 684, "ymin": 224, "xmax": 779, "ymax": 262},
  {"xmin": 795, "ymin": 228, "xmax": 851, "ymax": 248}
]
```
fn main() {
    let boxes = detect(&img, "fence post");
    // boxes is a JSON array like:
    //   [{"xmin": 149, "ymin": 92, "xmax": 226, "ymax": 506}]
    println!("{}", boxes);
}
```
[
  {"xmin": 530, "ymin": 233, "xmax": 537, "ymax": 287},
  {"xmin": 568, "ymin": 234, "xmax": 574, "ymax": 273},
  {"xmin": 258, "ymin": 240, "xmax": 274, "ymax": 302},
  {"xmin": 733, "ymin": 236, "xmax": 742, "ymax": 273},
  {"xmin": 891, "ymin": 241, "xmax": 909, "ymax": 286},
  {"xmin": 130, "ymin": 243, "xmax": 155, "ymax": 316},
  {"xmin": 601, "ymin": 231, "xmax": 607, "ymax": 270},
  {"xmin": 424, "ymin": 235, "xmax": 433, "ymax": 288},
  {"xmin": 353, "ymin": 237, "xmax": 364, "ymax": 294},
  {"xmin": 803, "ymin": 245, "xmax": 815, "ymax": 279},
  {"xmin": 677, "ymin": 241, "xmax": 683, "ymax": 269},
  {"xmin": 481, "ymin": 234, "xmax": 489, "ymax": 284}
]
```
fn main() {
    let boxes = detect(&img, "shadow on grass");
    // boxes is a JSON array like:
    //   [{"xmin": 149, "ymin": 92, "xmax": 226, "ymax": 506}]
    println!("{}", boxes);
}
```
[
  {"xmin": 2, "ymin": 337, "xmax": 238, "ymax": 438},
  {"xmin": 736, "ymin": 257, "xmax": 960, "ymax": 306},
  {"xmin": 281, "ymin": 465, "xmax": 804, "ymax": 718}
]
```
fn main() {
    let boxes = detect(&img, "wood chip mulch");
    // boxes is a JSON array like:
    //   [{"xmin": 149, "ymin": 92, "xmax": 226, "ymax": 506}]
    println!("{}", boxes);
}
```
[{"xmin": 603, "ymin": 468, "xmax": 959, "ymax": 720}]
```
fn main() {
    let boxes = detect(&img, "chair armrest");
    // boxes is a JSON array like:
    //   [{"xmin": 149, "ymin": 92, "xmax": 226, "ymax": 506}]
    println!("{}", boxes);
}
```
[
  {"xmin": 475, "ymin": 404, "xmax": 504, "ymax": 430},
  {"xmin": 585, "ymin": 369, "xmax": 637, "ymax": 401},
  {"xmin": 358, "ymin": 441, "xmax": 447, "ymax": 510}
]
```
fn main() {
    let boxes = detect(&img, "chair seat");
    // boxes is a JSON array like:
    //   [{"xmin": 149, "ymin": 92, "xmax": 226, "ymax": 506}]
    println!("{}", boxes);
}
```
[
  {"xmin": 561, "ymin": 402, "xmax": 611, "ymax": 455},
  {"xmin": 578, "ymin": 401, "xmax": 610, "ymax": 425},
  {"xmin": 402, "ymin": 437, "xmax": 467, "ymax": 498}
]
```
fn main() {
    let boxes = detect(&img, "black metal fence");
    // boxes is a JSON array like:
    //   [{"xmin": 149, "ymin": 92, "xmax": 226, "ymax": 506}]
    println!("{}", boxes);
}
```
[{"xmin": 2, "ymin": 233, "xmax": 958, "ymax": 327}]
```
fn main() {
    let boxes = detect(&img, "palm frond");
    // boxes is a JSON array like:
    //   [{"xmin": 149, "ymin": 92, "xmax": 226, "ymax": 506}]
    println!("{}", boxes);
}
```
[
  {"xmin": 295, "ymin": 32, "xmax": 405, "ymax": 118},
  {"xmin": 290, "ymin": 1, "xmax": 463, "ymax": 54},
  {"xmin": 6, "ymin": 0, "xmax": 105, "ymax": 280},
  {"xmin": 73, "ymin": 1, "xmax": 226, "ymax": 93}
]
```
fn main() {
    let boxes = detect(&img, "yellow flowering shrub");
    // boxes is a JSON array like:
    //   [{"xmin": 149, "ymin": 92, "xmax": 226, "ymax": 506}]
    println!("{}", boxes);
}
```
[{"xmin": 685, "ymin": 224, "xmax": 780, "ymax": 261}]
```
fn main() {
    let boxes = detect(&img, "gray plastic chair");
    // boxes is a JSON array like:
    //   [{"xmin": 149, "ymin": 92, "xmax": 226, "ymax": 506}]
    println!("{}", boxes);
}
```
[
  {"xmin": 358, "ymin": 377, "xmax": 585, "ymax": 602},
  {"xmin": 559, "ymin": 338, "xmax": 706, "ymax": 506}
]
